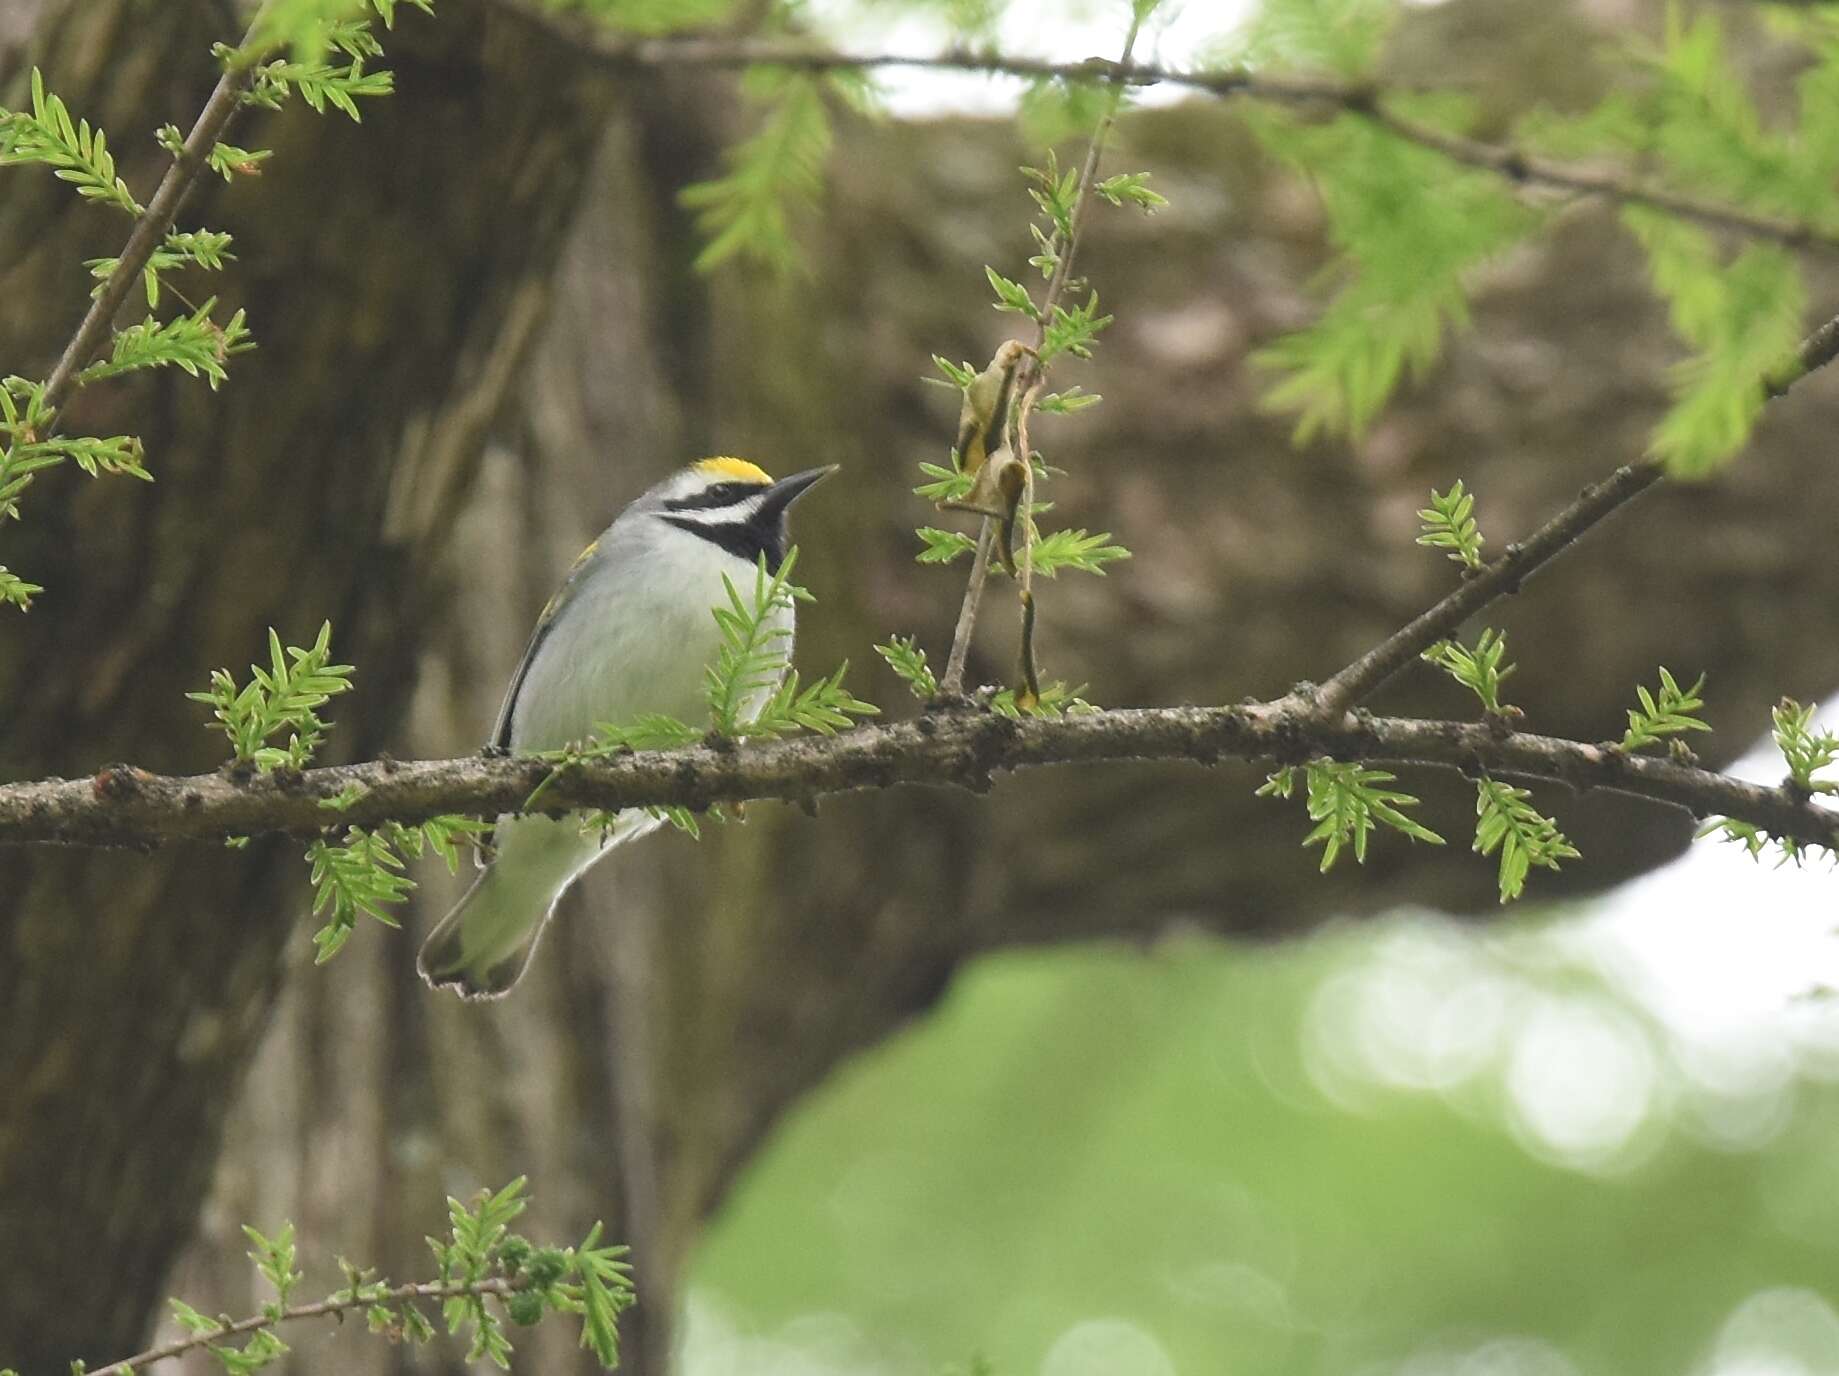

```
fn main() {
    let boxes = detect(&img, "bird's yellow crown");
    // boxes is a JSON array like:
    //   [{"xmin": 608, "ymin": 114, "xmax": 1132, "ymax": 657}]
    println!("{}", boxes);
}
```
[{"xmin": 695, "ymin": 457, "xmax": 772, "ymax": 484}]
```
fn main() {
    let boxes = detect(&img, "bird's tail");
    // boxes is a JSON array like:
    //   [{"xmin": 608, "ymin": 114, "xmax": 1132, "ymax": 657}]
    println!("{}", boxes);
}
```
[
  {"xmin": 416, "ymin": 863, "xmax": 550, "ymax": 999},
  {"xmin": 416, "ymin": 810, "xmax": 658, "ymax": 999}
]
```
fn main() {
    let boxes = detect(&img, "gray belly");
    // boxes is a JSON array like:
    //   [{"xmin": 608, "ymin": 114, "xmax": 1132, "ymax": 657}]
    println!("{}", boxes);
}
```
[{"xmin": 509, "ymin": 572, "xmax": 725, "ymax": 752}]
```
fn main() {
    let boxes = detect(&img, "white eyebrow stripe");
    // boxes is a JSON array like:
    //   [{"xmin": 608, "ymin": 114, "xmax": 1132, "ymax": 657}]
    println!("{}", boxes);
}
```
[{"xmin": 658, "ymin": 492, "xmax": 766, "ymax": 526}]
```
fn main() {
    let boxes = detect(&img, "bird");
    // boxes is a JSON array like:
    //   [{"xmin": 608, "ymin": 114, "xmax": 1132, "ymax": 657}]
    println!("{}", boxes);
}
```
[{"xmin": 417, "ymin": 457, "xmax": 837, "ymax": 999}]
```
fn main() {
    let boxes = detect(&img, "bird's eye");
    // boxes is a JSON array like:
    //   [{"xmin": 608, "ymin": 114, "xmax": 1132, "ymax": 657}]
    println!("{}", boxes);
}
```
[{"xmin": 664, "ymin": 482, "xmax": 760, "ymax": 512}]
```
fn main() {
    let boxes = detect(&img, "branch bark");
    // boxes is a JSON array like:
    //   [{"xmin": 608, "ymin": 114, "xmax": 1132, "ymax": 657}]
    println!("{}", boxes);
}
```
[{"xmin": 4, "ymin": 702, "xmax": 1834, "ymax": 854}]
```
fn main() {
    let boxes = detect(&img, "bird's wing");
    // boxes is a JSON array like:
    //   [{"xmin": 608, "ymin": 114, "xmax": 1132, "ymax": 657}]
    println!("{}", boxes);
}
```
[{"xmin": 488, "ymin": 537, "xmax": 602, "ymax": 753}]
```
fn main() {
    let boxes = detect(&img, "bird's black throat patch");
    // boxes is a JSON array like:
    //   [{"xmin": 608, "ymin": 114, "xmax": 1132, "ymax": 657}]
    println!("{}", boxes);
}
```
[{"xmin": 662, "ymin": 513, "xmax": 787, "ymax": 570}]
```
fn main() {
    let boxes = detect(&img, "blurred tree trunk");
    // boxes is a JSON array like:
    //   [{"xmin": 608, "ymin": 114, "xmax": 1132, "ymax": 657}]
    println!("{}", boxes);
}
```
[
  {"xmin": 4, "ymin": 1, "xmax": 1839, "ymax": 1374},
  {"xmin": 0, "ymin": 1, "xmax": 614, "ymax": 1368}
]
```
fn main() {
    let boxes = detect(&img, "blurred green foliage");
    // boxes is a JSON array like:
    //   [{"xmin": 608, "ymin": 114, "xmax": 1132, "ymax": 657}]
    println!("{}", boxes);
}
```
[{"xmin": 690, "ymin": 916, "xmax": 1839, "ymax": 1375}]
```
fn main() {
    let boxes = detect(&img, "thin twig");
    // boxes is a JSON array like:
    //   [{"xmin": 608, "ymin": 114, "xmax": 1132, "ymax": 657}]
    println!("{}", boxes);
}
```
[
  {"xmin": 5, "ymin": 704, "xmax": 1836, "ymax": 853},
  {"xmin": 1028, "ymin": 30, "xmax": 1141, "ymax": 348},
  {"xmin": 939, "ymin": 520, "xmax": 993, "ymax": 695},
  {"xmin": 1764, "ymin": 308, "xmax": 1839, "ymax": 397},
  {"xmin": 482, "ymin": 0, "xmax": 1839, "ymax": 257},
  {"xmin": 1309, "ymin": 460, "xmax": 1666, "ymax": 716},
  {"xmin": 93, "ymin": 1276, "xmax": 522, "ymax": 1376},
  {"xmin": 1356, "ymin": 100, "xmax": 1837, "ymax": 254},
  {"xmin": 1309, "ymin": 297, "xmax": 1839, "ymax": 718},
  {"xmin": 938, "ymin": 8, "xmax": 1146, "ymax": 694},
  {"xmin": 40, "ymin": 33, "xmax": 260, "ymax": 415},
  {"xmin": 1013, "ymin": 378, "xmax": 1043, "ymax": 703}
]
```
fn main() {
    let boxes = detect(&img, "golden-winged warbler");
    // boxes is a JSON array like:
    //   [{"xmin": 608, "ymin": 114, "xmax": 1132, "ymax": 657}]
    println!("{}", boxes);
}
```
[{"xmin": 418, "ymin": 457, "xmax": 836, "ymax": 998}]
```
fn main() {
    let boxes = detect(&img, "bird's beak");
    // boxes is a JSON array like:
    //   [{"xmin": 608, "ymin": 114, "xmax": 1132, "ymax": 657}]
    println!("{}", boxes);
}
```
[{"xmin": 760, "ymin": 464, "xmax": 839, "ymax": 517}]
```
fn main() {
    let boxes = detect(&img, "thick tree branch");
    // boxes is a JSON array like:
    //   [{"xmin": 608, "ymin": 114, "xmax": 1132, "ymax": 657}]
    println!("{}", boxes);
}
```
[
  {"xmin": 91, "ymin": 1276, "xmax": 523, "ymax": 1376},
  {"xmin": 3, "ymin": 702, "xmax": 1834, "ymax": 855},
  {"xmin": 484, "ymin": 0, "xmax": 1839, "ymax": 257}
]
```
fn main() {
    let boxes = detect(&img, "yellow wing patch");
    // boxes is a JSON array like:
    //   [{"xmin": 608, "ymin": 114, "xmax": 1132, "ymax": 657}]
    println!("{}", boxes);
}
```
[
  {"xmin": 695, "ymin": 456, "xmax": 773, "ymax": 484},
  {"xmin": 539, "ymin": 539, "xmax": 599, "ymax": 624}
]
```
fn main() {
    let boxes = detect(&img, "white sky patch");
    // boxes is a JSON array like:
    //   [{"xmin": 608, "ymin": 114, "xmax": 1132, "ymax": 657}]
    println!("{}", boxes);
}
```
[
  {"xmin": 1582, "ymin": 709, "xmax": 1839, "ymax": 1063},
  {"xmin": 806, "ymin": 0, "xmax": 1252, "ymax": 118}
]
